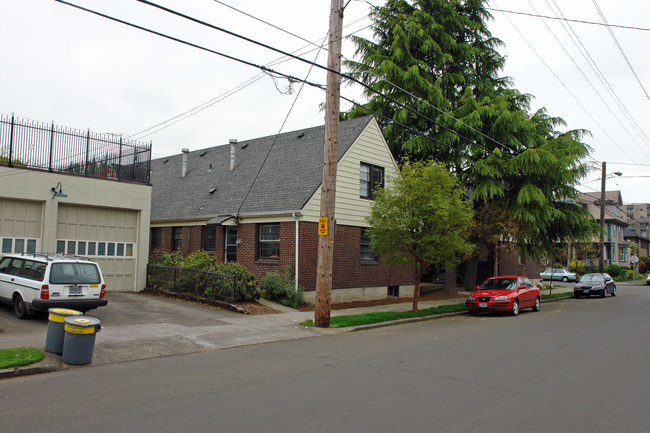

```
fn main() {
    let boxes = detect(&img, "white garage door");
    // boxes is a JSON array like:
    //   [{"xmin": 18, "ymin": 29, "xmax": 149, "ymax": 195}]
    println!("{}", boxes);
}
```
[
  {"xmin": 0, "ymin": 198, "xmax": 42, "ymax": 254},
  {"xmin": 56, "ymin": 204, "xmax": 138, "ymax": 291}
]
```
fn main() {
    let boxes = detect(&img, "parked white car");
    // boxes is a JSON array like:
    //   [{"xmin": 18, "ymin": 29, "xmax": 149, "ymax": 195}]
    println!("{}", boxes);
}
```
[
  {"xmin": 539, "ymin": 268, "xmax": 578, "ymax": 282},
  {"xmin": 0, "ymin": 253, "xmax": 108, "ymax": 319}
]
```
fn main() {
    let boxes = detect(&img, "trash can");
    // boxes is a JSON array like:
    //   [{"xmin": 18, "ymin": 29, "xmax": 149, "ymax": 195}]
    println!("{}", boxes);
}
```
[
  {"xmin": 62, "ymin": 316, "xmax": 101, "ymax": 365},
  {"xmin": 45, "ymin": 308, "xmax": 83, "ymax": 354}
]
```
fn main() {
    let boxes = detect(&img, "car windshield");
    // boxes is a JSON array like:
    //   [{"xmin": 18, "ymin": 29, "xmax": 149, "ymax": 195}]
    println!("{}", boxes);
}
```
[
  {"xmin": 49, "ymin": 263, "xmax": 101, "ymax": 284},
  {"xmin": 579, "ymin": 274, "xmax": 604, "ymax": 283},
  {"xmin": 481, "ymin": 278, "xmax": 517, "ymax": 291}
]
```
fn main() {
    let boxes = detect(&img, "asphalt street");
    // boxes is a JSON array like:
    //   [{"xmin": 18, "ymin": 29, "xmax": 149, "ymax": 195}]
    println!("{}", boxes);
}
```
[{"xmin": 1, "ymin": 284, "xmax": 648, "ymax": 433}]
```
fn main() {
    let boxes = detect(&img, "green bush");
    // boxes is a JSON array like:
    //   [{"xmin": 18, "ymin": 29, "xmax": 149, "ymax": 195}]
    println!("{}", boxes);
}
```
[
  {"xmin": 150, "ymin": 248, "xmax": 183, "ymax": 267},
  {"xmin": 183, "ymin": 250, "xmax": 217, "ymax": 270},
  {"xmin": 569, "ymin": 260, "xmax": 586, "ymax": 275},
  {"xmin": 261, "ymin": 267, "xmax": 305, "ymax": 308},
  {"xmin": 212, "ymin": 262, "xmax": 259, "ymax": 302},
  {"xmin": 606, "ymin": 264, "xmax": 621, "ymax": 278},
  {"xmin": 639, "ymin": 260, "xmax": 646, "ymax": 274}
]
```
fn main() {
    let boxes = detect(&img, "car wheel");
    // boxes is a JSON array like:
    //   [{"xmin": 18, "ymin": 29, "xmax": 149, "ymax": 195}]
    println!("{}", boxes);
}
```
[
  {"xmin": 574, "ymin": 293, "xmax": 581, "ymax": 299},
  {"xmin": 13, "ymin": 294, "xmax": 29, "ymax": 319},
  {"xmin": 611, "ymin": 286, "xmax": 616, "ymax": 297},
  {"xmin": 532, "ymin": 297, "xmax": 541, "ymax": 312},
  {"xmin": 601, "ymin": 289, "xmax": 607, "ymax": 298},
  {"xmin": 510, "ymin": 299, "xmax": 519, "ymax": 316},
  {"xmin": 469, "ymin": 311, "xmax": 479, "ymax": 316},
  {"xmin": 562, "ymin": 276, "xmax": 568, "ymax": 282}
]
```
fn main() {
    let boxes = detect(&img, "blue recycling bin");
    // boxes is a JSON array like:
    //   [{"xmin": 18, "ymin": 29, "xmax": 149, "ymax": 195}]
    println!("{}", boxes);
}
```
[{"xmin": 62, "ymin": 316, "xmax": 101, "ymax": 365}]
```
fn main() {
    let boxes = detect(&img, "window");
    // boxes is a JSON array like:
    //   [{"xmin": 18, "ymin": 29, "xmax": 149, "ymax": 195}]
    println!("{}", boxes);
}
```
[
  {"xmin": 56, "ymin": 240, "xmax": 65, "ymax": 254},
  {"xmin": 151, "ymin": 228, "xmax": 162, "ymax": 249},
  {"xmin": 225, "ymin": 226, "xmax": 238, "ymax": 262},
  {"xmin": 117, "ymin": 243, "xmax": 124, "ymax": 256},
  {"xmin": 97, "ymin": 242, "xmax": 106, "ymax": 256},
  {"xmin": 2, "ymin": 239, "xmax": 11, "ymax": 254},
  {"xmin": 88, "ymin": 242, "xmax": 96, "ymax": 255},
  {"xmin": 257, "ymin": 223, "xmax": 280, "ymax": 260},
  {"xmin": 619, "ymin": 246, "xmax": 628, "ymax": 262},
  {"xmin": 14, "ymin": 239, "xmax": 25, "ymax": 253},
  {"xmin": 66, "ymin": 241, "xmax": 76, "ymax": 255},
  {"xmin": 360, "ymin": 228, "xmax": 377, "ymax": 262},
  {"xmin": 126, "ymin": 243, "xmax": 133, "ymax": 256},
  {"xmin": 360, "ymin": 162, "xmax": 384, "ymax": 199},
  {"xmin": 107, "ymin": 243, "xmax": 115, "ymax": 256},
  {"xmin": 202, "ymin": 225, "xmax": 216, "ymax": 252},
  {"xmin": 78, "ymin": 242, "xmax": 86, "ymax": 255},
  {"xmin": 172, "ymin": 227, "xmax": 182, "ymax": 251}
]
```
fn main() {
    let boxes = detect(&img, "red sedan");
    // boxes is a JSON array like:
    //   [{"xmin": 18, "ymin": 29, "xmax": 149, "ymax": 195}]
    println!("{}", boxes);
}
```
[{"xmin": 466, "ymin": 276, "xmax": 541, "ymax": 316}]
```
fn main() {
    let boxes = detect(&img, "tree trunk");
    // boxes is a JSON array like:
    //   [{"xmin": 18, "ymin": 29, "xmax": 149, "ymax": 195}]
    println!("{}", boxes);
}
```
[
  {"xmin": 493, "ymin": 242, "xmax": 499, "ymax": 277},
  {"xmin": 444, "ymin": 265, "xmax": 457, "ymax": 294},
  {"xmin": 464, "ymin": 256, "xmax": 479, "ymax": 290},
  {"xmin": 412, "ymin": 267, "xmax": 420, "ymax": 312}
]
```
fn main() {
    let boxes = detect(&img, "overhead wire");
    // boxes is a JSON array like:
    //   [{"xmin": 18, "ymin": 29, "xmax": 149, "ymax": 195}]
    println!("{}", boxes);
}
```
[
  {"xmin": 57, "ymin": 0, "xmax": 504, "ymax": 161},
  {"xmin": 527, "ymin": 0, "xmax": 650, "ymax": 159},
  {"xmin": 490, "ymin": 0, "xmax": 642, "ymax": 170}
]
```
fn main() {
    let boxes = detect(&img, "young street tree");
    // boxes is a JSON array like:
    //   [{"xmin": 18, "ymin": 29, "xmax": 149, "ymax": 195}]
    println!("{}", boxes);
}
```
[
  {"xmin": 346, "ymin": 0, "xmax": 598, "ymax": 286},
  {"xmin": 366, "ymin": 160, "xmax": 473, "ymax": 311}
]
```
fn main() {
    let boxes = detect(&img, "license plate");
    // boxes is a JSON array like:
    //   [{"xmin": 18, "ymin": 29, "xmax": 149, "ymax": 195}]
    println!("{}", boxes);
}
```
[
  {"xmin": 583, "ymin": 290, "xmax": 589, "ymax": 294},
  {"xmin": 68, "ymin": 286, "xmax": 82, "ymax": 296},
  {"xmin": 479, "ymin": 302, "xmax": 488, "ymax": 308}
]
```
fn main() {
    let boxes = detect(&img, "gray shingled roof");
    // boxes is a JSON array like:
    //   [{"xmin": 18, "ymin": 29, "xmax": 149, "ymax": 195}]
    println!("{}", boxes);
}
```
[{"xmin": 150, "ymin": 116, "xmax": 374, "ymax": 222}]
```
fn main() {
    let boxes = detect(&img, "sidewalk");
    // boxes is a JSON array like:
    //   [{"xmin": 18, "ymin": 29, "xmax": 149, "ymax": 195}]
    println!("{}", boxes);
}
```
[{"xmin": 1, "ymin": 286, "xmax": 575, "ymax": 379}]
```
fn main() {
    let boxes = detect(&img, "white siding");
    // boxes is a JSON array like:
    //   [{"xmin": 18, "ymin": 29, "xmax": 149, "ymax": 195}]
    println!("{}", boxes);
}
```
[{"xmin": 302, "ymin": 118, "xmax": 398, "ymax": 227}]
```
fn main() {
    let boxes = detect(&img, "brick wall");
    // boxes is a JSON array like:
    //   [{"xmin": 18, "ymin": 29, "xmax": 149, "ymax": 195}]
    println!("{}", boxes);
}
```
[{"xmin": 150, "ymin": 221, "xmax": 415, "ymax": 296}]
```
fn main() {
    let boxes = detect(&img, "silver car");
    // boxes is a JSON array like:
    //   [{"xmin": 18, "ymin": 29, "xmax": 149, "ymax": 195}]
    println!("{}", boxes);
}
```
[{"xmin": 539, "ymin": 268, "xmax": 578, "ymax": 282}]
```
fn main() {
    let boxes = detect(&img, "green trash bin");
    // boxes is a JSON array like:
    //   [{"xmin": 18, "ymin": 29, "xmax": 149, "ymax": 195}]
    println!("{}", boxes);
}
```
[
  {"xmin": 45, "ymin": 308, "xmax": 83, "ymax": 354},
  {"xmin": 62, "ymin": 316, "xmax": 101, "ymax": 365}
]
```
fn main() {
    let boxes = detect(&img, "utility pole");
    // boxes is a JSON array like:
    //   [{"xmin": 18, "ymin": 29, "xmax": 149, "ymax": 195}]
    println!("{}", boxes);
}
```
[
  {"xmin": 598, "ymin": 161, "xmax": 606, "ymax": 273},
  {"xmin": 314, "ymin": 0, "xmax": 344, "ymax": 328}
]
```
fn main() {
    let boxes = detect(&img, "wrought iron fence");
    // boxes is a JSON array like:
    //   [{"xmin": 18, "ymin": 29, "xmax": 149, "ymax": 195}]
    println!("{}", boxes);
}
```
[
  {"xmin": 146, "ymin": 264, "xmax": 237, "ymax": 304},
  {"xmin": 0, "ymin": 113, "xmax": 151, "ymax": 184}
]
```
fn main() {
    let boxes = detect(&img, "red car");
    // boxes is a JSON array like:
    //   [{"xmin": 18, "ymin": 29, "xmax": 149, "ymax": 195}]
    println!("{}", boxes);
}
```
[{"xmin": 466, "ymin": 276, "xmax": 541, "ymax": 316}]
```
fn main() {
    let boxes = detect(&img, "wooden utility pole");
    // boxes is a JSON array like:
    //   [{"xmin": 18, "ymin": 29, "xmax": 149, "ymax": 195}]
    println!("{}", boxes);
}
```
[
  {"xmin": 598, "ymin": 161, "xmax": 606, "ymax": 273},
  {"xmin": 314, "ymin": 0, "xmax": 344, "ymax": 328}
]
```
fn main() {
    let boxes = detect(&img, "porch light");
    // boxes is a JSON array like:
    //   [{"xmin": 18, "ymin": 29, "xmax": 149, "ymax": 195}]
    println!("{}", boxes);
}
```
[{"xmin": 51, "ymin": 182, "xmax": 67, "ymax": 198}]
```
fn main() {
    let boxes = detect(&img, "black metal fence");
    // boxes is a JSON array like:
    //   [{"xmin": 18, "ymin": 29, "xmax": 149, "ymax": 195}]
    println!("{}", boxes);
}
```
[
  {"xmin": 0, "ymin": 114, "xmax": 151, "ymax": 184},
  {"xmin": 146, "ymin": 264, "xmax": 237, "ymax": 304}
]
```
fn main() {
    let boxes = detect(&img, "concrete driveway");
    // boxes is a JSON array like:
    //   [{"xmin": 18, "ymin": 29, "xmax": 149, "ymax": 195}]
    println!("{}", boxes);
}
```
[{"xmin": 0, "ymin": 291, "xmax": 333, "ymax": 369}]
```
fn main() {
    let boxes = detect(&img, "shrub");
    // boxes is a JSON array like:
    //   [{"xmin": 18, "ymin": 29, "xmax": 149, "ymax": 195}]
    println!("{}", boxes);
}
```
[
  {"xmin": 212, "ymin": 262, "xmax": 259, "ymax": 302},
  {"xmin": 639, "ymin": 260, "xmax": 646, "ymax": 274},
  {"xmin": 183, "ymin": 250, "xmax": 217, "ymax": 270},
  {"xmin": 261, "ymin": 267, "xmax": 305, "ymax": 308},
  {"xmin": 569, "ymin": 260, "xmax": 585, "ymax": 275},
  {"xmin": 605, "ymin": 264, "xmax": 621, "ymax": 278},
  {"xmin": 150, "ymin": 248, "xmax": 183, "ymax": 267}
]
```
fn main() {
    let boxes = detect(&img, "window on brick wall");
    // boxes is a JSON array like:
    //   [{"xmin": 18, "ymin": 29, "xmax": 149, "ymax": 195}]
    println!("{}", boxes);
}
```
[
  {"xmin": 360, "ymin": 228, "xmax": 377, "ymax": 262},
  {"xmin": 257, "ymin": 223, "xmax": 280, "ymax": 260},
  {"xmin": 172, "ymin": 227, "xmax": 182, "ymax": 251},
  {"xmin": 151, "ymin": 228, "xmax": 162, "ymax": 249},
  {"xmin": 225, "ymin": 226, "xmax": 238, "ymax": 262},
  {"xmin": 360, "ymin": 162, "xmax": 384, "ymax": 199},
  {"xmin": 202, "ymin": 225, "xmax": 216, "ymax": 252}
]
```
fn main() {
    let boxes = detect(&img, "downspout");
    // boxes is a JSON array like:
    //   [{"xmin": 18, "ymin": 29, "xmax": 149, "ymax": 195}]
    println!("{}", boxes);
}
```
[{"xmin": 293, "ymin": 212, "xmax": 300, "ymax": 291}]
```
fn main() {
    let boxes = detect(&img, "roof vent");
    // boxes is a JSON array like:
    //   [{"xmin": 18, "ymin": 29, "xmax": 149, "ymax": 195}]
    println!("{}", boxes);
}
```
[
  {"xmin": 200, "ymin": 151, "xmax": 207, "ymax": 157},
  {"xmin": 181, "ymin": 148, "xmax": 189, "ymax": 178},
  {"xmin": 209, "ymin": 188, "xmax": 217, "ymax": 195},
  {"xmin": 229, "ymin": 139, "xmax": 237, "ymax": 171},
  {"xmin": 297, "ymin": 132, "xmax": 305, "ymax": 138}
]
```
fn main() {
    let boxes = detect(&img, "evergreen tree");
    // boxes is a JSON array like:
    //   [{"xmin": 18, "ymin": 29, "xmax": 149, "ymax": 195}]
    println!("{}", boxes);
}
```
[{"xmin": 346, "ymin": 0, "xmax": 598, "ymax": 284}]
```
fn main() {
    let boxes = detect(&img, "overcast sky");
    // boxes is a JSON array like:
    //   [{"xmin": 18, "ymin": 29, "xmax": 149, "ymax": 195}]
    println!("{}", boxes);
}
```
[{"xmin": 1, "ymin": 0, "xmax": 649, "ymax": 203}]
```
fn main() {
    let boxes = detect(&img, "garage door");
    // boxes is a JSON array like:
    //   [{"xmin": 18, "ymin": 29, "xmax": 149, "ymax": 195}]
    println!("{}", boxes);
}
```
[
  {"xmin": 56, "ymin": 204, "xmax": 138, "ymax": 291},
  {"xmin": 0, "ymin": 198, "xmax": 42, "ymax": 254}
]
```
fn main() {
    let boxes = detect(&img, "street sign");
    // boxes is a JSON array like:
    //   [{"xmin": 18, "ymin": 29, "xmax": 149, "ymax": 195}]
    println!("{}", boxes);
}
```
[
  {"xmin": 318, "ymin": 217, "xmax": 328, "ymax": 236},
  {"xmin": 631, "ymin": 255, "xmax": 639, "ymax": 264}
]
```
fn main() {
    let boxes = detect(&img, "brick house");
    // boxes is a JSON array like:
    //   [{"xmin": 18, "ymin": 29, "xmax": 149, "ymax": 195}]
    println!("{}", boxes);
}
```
[{"xmin": 149, "ymin": 116, "xmax": 415, "ymax": 303}]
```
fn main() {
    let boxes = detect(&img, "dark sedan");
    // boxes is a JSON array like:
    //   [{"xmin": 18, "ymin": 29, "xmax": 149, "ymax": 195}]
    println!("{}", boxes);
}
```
[{"xmin": 574, "ymin": 273, "xmax": 616, "ymax": 298}]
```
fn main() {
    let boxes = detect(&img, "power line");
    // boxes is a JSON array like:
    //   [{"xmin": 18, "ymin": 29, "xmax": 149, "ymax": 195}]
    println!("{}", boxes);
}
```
[
  {"xmin": 592, "ymin": 0, "xmax": 650, "ymax": 101},
  {"xmin": 484, "ymin": 6, "xmax": 650, "ymax": 31}
]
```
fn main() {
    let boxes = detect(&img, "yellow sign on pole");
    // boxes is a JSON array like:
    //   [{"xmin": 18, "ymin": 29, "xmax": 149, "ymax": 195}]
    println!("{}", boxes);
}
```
[{"xmin": 318, "ymin": 217, "xmax": 328, "ymax": 236}]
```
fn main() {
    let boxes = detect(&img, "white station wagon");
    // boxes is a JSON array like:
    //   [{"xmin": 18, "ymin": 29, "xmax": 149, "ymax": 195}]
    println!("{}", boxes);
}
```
[{"xmin": 0, "ymin": 253, "xmax": 108, "ymax": 319}]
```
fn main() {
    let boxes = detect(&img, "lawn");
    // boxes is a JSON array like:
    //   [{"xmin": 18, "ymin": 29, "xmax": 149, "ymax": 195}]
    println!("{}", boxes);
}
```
[
  {"xmin": 0, "ymin": 348, "xmax": 45, "ymax": 369},
  {"xmin": 301, "ymin": 291, "xmax": 573, "ymax": 328}
]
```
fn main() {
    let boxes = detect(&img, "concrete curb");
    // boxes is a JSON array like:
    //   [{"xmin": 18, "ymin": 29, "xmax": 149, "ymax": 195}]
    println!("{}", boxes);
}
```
[
  {"xmin": 0, "ymin": 352, "xmax": 62, "ymax": 380},
  {"xmin": 345, "ymin": 295, "xmax": 574, "ymax": 332}
]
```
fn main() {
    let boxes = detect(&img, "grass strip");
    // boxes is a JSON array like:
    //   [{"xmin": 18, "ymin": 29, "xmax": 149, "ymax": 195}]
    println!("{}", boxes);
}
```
[
  {"xmin": 0, "ymin": 348, "xmax": 45, "ymax": 369},
  {"xmin": 300, "ymin": 303, "xmax": 468, "ymax": 328},
  {"xmin": 542, "ymin": 292, "xmax": 573, "ymax": 300}
]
